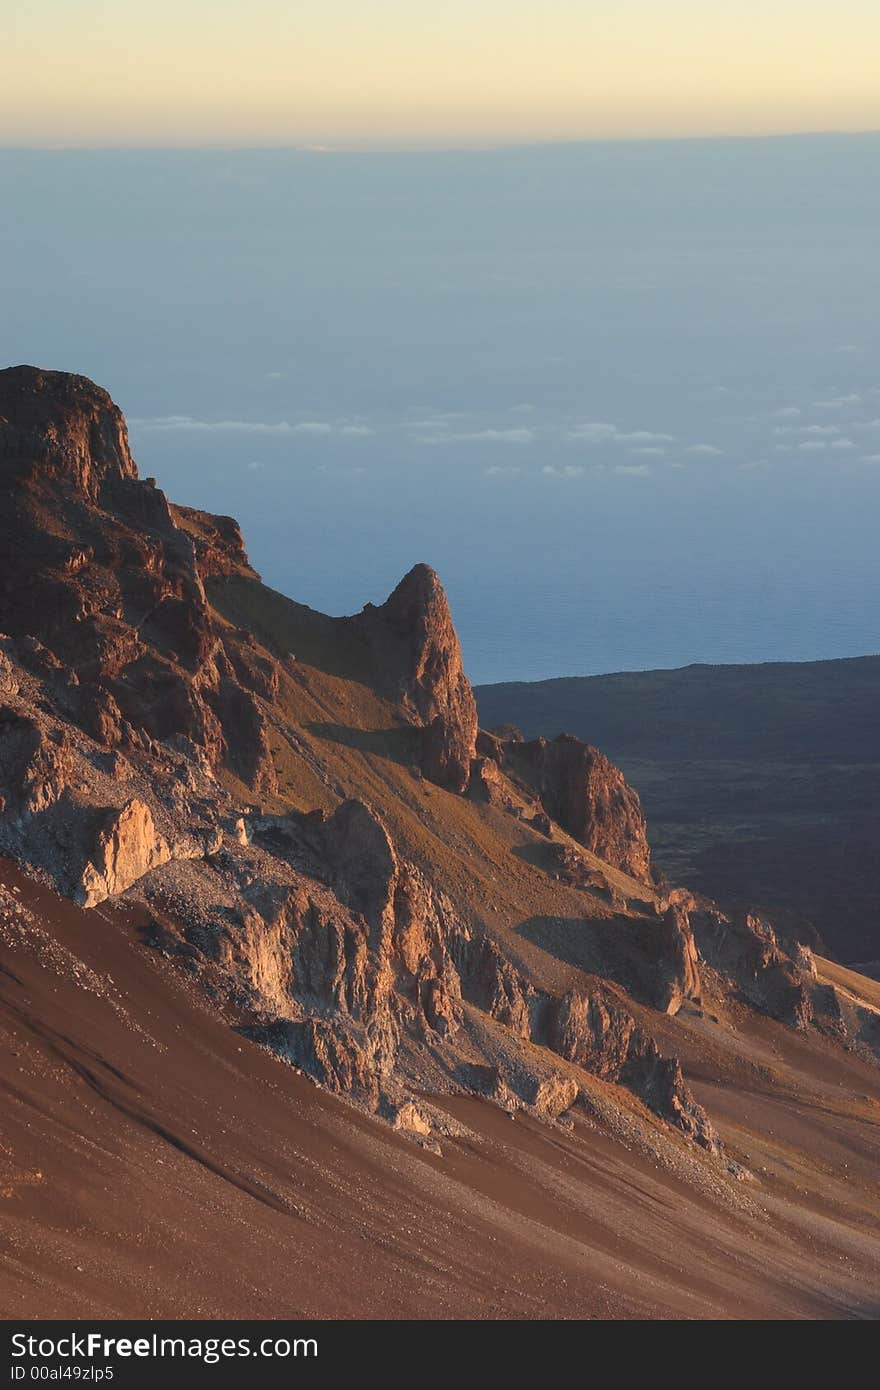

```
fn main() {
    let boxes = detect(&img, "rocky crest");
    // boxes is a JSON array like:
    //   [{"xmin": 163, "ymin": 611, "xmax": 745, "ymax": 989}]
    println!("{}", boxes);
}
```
[{"xmin": 354, "ymin": 564, "xmax": 478, "ymax": 791}]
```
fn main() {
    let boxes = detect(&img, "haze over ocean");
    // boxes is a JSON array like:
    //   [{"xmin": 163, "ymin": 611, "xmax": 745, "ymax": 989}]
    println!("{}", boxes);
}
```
[{"xmin": 3, "ymin": 135, "xmax": 879, "ymax": 683}]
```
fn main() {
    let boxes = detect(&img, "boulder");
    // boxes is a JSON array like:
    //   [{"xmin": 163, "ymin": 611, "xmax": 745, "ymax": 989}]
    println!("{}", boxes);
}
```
[
  {"xmin": 526, "ymin": 1073, "xmax": 579, "ymax": 1118},
  {"xmin": 392, "ymin": 1101, "xmax": 432, "ymax": 1136},
  {"xmin": 75, "ymin": 798, "xmax": 171, "ymax": 907}
]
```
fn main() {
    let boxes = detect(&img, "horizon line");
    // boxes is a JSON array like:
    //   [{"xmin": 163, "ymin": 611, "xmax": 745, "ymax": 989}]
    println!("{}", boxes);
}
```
[{"xmin": 3, "ymin": 126, "xmax": 880, "ymax": 156}]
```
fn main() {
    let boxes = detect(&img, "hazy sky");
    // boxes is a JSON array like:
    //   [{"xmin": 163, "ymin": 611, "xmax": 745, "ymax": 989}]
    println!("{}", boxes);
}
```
[
  {"xmin": 4, "ymin": 136, "xmax": 877, "ymax": 681},
  {"xmin": 5, "ymin": 2, "xmax": 880, "ymax": 147}
]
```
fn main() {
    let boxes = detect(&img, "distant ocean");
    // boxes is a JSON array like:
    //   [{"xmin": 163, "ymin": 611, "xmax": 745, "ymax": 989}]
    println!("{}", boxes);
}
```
[{"xmin": 3, "ymin": 135, "xmax": 879, "ymax": 682}]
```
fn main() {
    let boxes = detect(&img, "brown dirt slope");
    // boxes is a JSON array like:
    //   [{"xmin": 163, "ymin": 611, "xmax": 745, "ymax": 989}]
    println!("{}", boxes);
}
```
[{"xmin": 2, "ymin": 859, "xmax": 879, "ymax": 1321}]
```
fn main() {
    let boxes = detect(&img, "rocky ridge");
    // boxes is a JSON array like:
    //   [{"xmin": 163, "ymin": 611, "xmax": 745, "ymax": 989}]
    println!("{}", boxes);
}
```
[{"xmin": 2, "ymin": 366, "xmax": 874, "ymax": 1166}]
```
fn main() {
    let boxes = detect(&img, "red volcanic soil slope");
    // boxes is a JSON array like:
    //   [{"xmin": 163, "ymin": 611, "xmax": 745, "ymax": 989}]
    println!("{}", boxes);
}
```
[{"xmin": 2, "ymin": 858, "xmax": 879, "ymax": 1321}]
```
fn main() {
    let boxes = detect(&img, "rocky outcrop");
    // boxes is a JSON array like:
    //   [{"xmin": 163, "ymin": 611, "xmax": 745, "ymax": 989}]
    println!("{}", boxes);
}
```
[
  {"xmin": 204, "ymin": 799, "xmax": 466, "ymax": 1103},
  {"xmin": 453, "ymin": 930, "xmax": 717, "ymax": 1148},
  {"xmin": 548, "ymin": 989, "xmax": 642, "ymax": 1079},
  {"xmin": 391, "ymin": 1101, "xmax": 432, "ymax": 1135},
  {"xmin": 493, "ymin": 733, "xmax": 651, "ymax": 880},
  {"xmin": 355, "ymin": 565, "xmax": 477, "ymax": 792},
  {"xmin": 459, "ymin": 933, "xmax": 533, "ymax": 1038},
  {"xmin": 0, "ymin": 365, "xmax": 137, "ymax": 500},
  {"xmin": 632, "ymin": 1053, "xmax": 719, "ymax": 1153},
  {"xmin": 794, "ymin": 942, "xmax": 818, "ymax": 979},
  {"xmin": 547, "ymin": 988, "xmax": 719, "ymax": 1150},
  {"xmin": 467, "ymin": 755, "xmax": 507, "ymax": 805},
  {"xmin": 0, "ymin": 366, "xmax": 275, "ymax": 796},
  {"xmin": 170, "ymin": 505, "xmax": 256, "ymax": 581},
  {"xmin": 391, "ymin": 864, "xmax": 464, "ymax": 1038},
  {"xmin": 456, "ymin": 1062, "xmax": 517, "ymax": 1109},
  {"xmin": 654, "ymin": 903, "xmax": 702, "ymax": 1014},
  {"xmin": 75, "ymin": 799, "xmax": 171, "ymax": 908},
  {"xmin": 691, "ymin": 909, "xmax": 812, "ymax": 1028},
  {"xmin": 0, "ymin": 710, "xmax": 70, "ymax": 820},
  {"xmin": 315, "ymin": 799, "xmax": 398, "ymax": 939},
  {"xmin": 244, "ymin": 1018, "xmax": 389, "ymax": 1108},
  {"xmin": 0, "ymin": 649, "xmax": 18, "ymax": 700}
]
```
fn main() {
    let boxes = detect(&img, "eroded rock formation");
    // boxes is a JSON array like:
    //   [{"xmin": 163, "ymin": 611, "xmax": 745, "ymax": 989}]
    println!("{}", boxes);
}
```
[
  {"xmin": 489, "ymin": 732, "xmax": 651, "ymax": 880},
  {"xmin": 355, "ymin": 564, "xmax": 478, "ymax": 791}
]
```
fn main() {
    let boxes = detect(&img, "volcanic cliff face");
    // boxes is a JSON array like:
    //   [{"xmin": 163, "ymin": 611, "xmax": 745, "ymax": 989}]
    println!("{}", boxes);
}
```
[{"xmin": 3, "ymin": 366, "xmax": 875, "ymax": 1176}]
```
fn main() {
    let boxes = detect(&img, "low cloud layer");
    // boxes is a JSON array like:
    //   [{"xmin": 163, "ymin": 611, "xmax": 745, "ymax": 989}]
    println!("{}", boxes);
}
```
[{"xmin": 130, "ymin": 415, "xmax": 374, "ymax": 439}]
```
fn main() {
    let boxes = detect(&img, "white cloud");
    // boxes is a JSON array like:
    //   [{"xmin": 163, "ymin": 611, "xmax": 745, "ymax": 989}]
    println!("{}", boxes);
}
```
[
  {"xmin": 860, "ymin": 453, "xmax": 880, "ymax": 464},
  {"xmin": 399, "ymin": 413, "xmax": 463, "ymax": 431},
  {"xmin": 292, "ymin": 421, "xmax": 334, "ymax": 435},
  {"xmin": 401, "ymin": 407, "xmax": 469, "ymax": 424},
  {"xmin": 542, "ymin": 463, "xmax": 584, "ymax": 479},
  {"xmin": 615, "ymin": 429, "xmax": 676, "ymax": 444},
  {"xmin": 131, "ymin": 415, "xmax": 291, "ymax": 435},
  {"xmin": 129, "ymin": 414, "xmax": 373, "ymax": 439},
  {"xmin": 566, "ymin": 422, "xmax": 675, "ymax": 447},
  {"xmin": 417, "ymin": 427, "xmax": 535, "ymax": 446},
  {"xmin": 631, "ymin": 446, "xmax": 666, "ymax": 456},
  {"xmin": 684, "ymin": 443, "xmax": 723, "ymax": 456},
  {"xmin": 830, "ymin": 438, "xmax": 857, "ymax": 451},
  {"xmin": 614, "ymin": 463, "xmax": 652, "ymax": 477},
  {"xmin": 813, "ymin": 393, "xmax": 862, "ymax": 408},
  {"xmin": 772, "ymin": 423, "xmax": 839, "ymax": 437},
  {"xmin": 565, "ymin": 421, "xmax": 619, "ymax": 443},
  {"xmin": 766, "ymin": 406, "xmax": 801, "ymax": 418}
]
